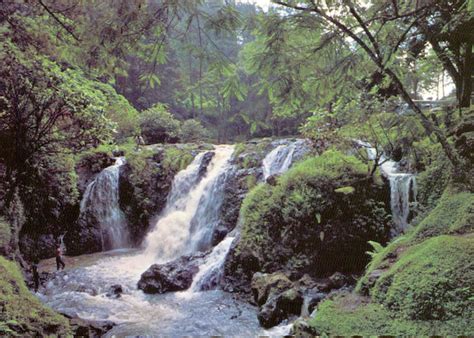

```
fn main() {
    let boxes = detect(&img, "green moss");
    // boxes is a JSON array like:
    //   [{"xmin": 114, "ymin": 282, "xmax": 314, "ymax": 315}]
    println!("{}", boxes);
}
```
[
  {"xmin": 245, "ymin": 174, "xmax": 257, "ymax": 190},
  {"xmin": 358, "ymin": 187, "xmax": 474, "ymax": 293},
  {"xmin": 0, "ymin": 217, "xmax": 11, "ymax": 253},
  {"xmin": 233, "ymin": 143, "xmax": 246, "ymax": 159},
  {"xmin": 372, "ymin": 235, "xmax": 474, "ymax": 321},
  {"xmin": 162, "ymin": 147, "xmax": 195, "ymax": 173},
  {"xmin": 411, "ymin": 187, "xmax": 474, "ymax": 239},
  {"xmin": 308, "ymin": 294, "xmax": 473, "ymax": 336},
  {"xmin": 0, "ymin": 257, "xmax": 71, "ymax": 336},
  {"xmin": 278, "ymin": 149, "xmax": 366, "ymax": 188},
  {"xmin": 334, "ymin": 186, "xmax": 355, "ymax": 194}
]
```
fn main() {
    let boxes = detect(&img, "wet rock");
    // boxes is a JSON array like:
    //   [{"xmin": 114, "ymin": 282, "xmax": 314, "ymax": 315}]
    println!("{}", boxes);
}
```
[
  {"xmin": 291, "ymin": 318, "xmax": 319, "ymax": 336},
  {"xmin": 198, "ymin": 151, "xmax": 215, "ymax": 178},
  {"xmin": 328, "ymin": 272, "xmax": 351, "ymax": 290},
  {"xmin": 69, "ymin": 317, "xmax": 115, "ymax": 338},
  {"xmin": 19, "ymin": 234, "xmax": 57, "ymax": 261},
  {"xmin": 75, "ymin": 152, "xmax": 114, "ymax": 194},
  {"xmin": 106, "ymin": 284, "xmax": 123, "ymax": 298},
  {"xmin": 221, "ymin": 235, "xmax": 261, "ymax": 295},
  {"xmin": 265, "ymin": 174, "xmax": 278, "ymax": 186},
  {"xmin": 257, "ymin": 288, "xmax": 304, "ymax": 328},
  {"xmin": 137, "ymin": 254, "xmax": 204, "ymax": 294},
  {"xmin": 251, "ymin": 272, "xmax": 292, "ymax": 306}
]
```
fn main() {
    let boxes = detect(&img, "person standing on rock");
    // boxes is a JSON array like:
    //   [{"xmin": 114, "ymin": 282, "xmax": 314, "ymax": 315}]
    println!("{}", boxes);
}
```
[
  {"xmin": 56, "ymin": 245, "xmax": 65, "ymax": 271},
  {"xmin": 32, "ymin": 260, "xmax": 40, "ymax": 292}
]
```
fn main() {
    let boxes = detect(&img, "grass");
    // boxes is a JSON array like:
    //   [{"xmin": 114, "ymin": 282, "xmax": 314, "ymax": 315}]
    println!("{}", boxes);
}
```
[{"xmin": 0, "ymin": 257, "xmax": 71, "ymax": 336}]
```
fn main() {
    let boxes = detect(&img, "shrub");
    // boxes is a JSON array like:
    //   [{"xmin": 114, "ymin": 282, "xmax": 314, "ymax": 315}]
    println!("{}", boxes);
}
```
[
  {"xmin": 179, "ymin": 119, "xmax": 209, "ymax": 143},
  {"xmin": 139, "ymin": 103, "xmax": 180, "ymax": 144}
]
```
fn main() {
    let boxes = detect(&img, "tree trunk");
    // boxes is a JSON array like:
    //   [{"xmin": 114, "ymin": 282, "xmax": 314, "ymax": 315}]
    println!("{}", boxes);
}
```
[{"xmin": 460, "ymin": 42, "xmax": 473, "ymax": 108}]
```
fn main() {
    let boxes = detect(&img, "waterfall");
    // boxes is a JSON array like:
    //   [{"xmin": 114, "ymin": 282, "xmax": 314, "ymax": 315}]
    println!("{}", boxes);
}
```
[
  {"xmin": 389, "ymin": 174, "xmax": 417, "ymax": 231},
  {"xmin": 262, "ymin": 139, "xmax": 305, "ymax": 180},
  {"xmin": 79, "ymin": 157, "xmax": 129, "ymax": 250},
  {"xmin": 356, "ymin": 140, "xmax": 417, "ymax": 232},
  {"xmin": 190, "ymin": 236, "xmax": 235, "ymax": 291},
  {"xmin": 142, "ymin": 145, "xmax": 235, "ymax": 262}
]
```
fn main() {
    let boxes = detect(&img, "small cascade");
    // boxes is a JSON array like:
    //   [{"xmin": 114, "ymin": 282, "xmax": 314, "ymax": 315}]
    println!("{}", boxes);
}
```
[
  {"xmin": 190, "ymin": 236, "xmax": 235, "ymax": 292},
  {"xmin": 356, "ymin": 140, "xmax": 417, "ymax": 232},
  {"xmin": 142, "ymin": 145, "xmax": 235, "ymax": 262},
  {"xmin": 262, "ymin": 139, "xmax": 306, "ymax": 180},
  {"xmin": 187, "ymin": 165, "xmax": 235, "ymax": 253},
  {"xmin": 79, "ymin": 157, "xmax": 129, "ymax": 250}
]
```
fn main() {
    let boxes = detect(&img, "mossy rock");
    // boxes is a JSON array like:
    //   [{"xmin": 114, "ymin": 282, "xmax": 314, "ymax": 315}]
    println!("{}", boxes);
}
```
[
  {"xmin": 251, "ymin": 272, "xmax": 292, "ymax": 306},
  {"xmin": 233, "ymin": 149, "xmax": 390, "ymax": 278},
  {"xmin": 0, "ymin": 257, "xmax": 71, "ymax": 336}
]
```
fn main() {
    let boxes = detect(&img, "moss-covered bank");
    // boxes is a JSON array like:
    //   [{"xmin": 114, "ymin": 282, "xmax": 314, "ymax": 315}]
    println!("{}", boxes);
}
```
[
  {"xmin": 298, "ymin": 186, "xmax": 474, "ymax": 336},
  {"xmin": 0, "ymin": 257, "xmax": 71, "ymax": 336}
]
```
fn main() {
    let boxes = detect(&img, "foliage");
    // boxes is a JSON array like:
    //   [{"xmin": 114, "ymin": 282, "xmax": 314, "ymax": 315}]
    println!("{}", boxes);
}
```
[
  {"xmin": 139, "ymin": 104, "xmax": 181, "ymax": 144},
  {"xmin": 0, "ymin": 257, "xmax": 71, "ymax": 336},
  {"xmin": 179, "ymin": 119, "xmax": 210, "ymax": 143}
]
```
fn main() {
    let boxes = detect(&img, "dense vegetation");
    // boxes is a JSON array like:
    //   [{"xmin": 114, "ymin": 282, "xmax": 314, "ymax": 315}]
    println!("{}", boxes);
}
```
[{"xmin": 0, "ymin": 0, "xmax": 472, "ymax": 335}]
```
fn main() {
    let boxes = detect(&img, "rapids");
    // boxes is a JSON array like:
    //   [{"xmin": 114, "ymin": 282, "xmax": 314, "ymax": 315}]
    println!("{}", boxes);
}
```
[{"xmin": 37, "ymin": 143, "xmax": 305, "ymax": 336}]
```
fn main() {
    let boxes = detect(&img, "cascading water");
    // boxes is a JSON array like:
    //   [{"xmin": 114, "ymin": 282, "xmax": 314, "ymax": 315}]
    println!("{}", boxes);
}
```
[
  {"xmin": 39, "ymin": 142, "xmax": 306, "ymax": 335},
  {"xmin": 79, "ymin": 157, "xmax": 129, "ymax": 250},
  {"xmin": 142, "ymin": 145, "xmax": 235, "ymax": 262},
  {"xmin": 190, "ymin": 236, "xmax": 235, "ymax": 291},
  {"xmin": 262, "ymin": 140, "xmax": 304, "ymax": 179},
  {"xmin": 356, "ymin": 140, "xmax": 417, "ymax": 232}
]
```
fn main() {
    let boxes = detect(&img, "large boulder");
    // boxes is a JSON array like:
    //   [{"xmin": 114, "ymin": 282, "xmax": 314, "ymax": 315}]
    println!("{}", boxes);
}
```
[
  {"xmin": 137, "ymin": 254, "xmax": 205, "ymax": 294},
  {"xmin": 223, "ymin": 150, "xmax": 391, "ymax": 293}
]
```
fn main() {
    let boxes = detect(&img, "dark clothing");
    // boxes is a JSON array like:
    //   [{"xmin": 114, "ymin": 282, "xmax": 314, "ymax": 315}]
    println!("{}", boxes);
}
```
[
  {"xmin": 56, "ymin": 248, "xmax": 65, "ymax": 270},
  {"xmin": 32, "ymin": 264, "xmax": 40, "ymax": 292}
]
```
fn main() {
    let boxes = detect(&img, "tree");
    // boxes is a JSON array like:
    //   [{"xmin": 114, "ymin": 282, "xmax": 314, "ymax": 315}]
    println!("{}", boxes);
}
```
[
  {"xmin": 139, "ymin": 103, "xmax": 181, "ymax": 144},
  {"xmin": 271, "ymin": 0, "xmax": 466, "ymax": 167}
]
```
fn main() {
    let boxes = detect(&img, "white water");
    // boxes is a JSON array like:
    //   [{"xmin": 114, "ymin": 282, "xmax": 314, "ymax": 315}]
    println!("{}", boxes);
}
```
[
  {"xmin": 262, "ymin": 139, "xmax": 305, "ymax": 179},
  {"xmin": 40, "ymin": 142, "xmax": 312, "ymax": 335},
  {"xmin": 356, "ymin": 140, "xmax": 417, "ymax": 232},
  {"xmin": 142, "ymin": 145, "xmax": 234, "ymax": 263},
  {"xmin": 190, "ymin": 236, "xmax": 235, "ymax": 291},
  {"xmin": 79, "ymin": 157, "xmax": 129, "ymax": 250}
]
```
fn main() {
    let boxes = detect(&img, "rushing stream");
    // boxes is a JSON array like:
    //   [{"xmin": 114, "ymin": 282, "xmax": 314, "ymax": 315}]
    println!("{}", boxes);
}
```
[{"xmin": 39, "ymin": 144, "xmax": 300, "ymax": 336}]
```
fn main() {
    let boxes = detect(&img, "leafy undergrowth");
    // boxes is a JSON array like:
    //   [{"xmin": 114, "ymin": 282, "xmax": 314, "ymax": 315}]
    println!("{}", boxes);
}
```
[
  {"xmin": 304, "ymin": 186, "xmax": 474, "ymax": 336},
  {"xmin": 0, "ymin": 257, "xmax": 71, "ymax": 336}
]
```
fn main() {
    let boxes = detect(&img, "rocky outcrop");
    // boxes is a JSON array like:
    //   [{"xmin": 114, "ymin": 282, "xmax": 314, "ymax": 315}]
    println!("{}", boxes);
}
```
[
  {"xmin": 223, "ymin": 150, "xmax": 391, "ymax": 294},
  {"xmin": 249, "ymin": 271, "xmax": 353, "ymax": 328},
  {"xmin": 258, "ymin": 288, "xmax": 304, "ymax": 328},
  {"xmin": 137, "ymin": 253, "xmax": 205, "ymax": 294},
  {"xmin": 75, "ymin": 152, "xmax": 115, "ymax": 194}
]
